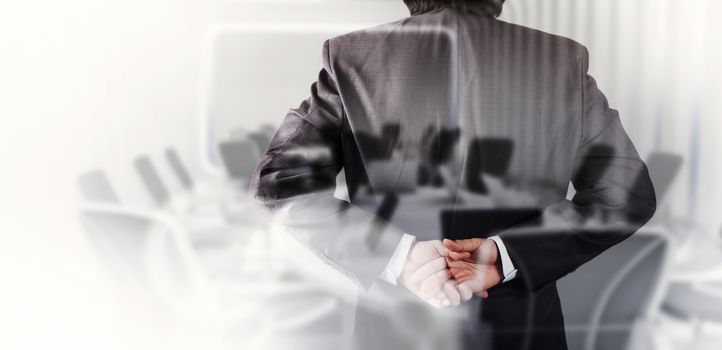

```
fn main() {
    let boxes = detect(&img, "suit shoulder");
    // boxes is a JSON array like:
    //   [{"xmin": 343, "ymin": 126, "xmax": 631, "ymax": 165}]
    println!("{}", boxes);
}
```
[
  {"xmin": 494, "ymin": 19, "xmax": 587, "ymax": 59},
  {"xmin": 321, "ymin": 17, "xmax": 410, "ymax": 70},
  {"xmin": 326, "ymin": 17, "xmax": 408, "ymax": 49}
]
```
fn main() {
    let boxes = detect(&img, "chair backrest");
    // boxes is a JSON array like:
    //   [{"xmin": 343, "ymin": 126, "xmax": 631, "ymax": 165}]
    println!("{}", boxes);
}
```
[
  {"xmin": 381, "ymin": 123, "xmax": 401, "ymax": 157},
  {"xmin": 645, "ymin": 152, "xmax": 683, "ymax": 205},
  {"xmin": 217, "ymin": 140, "xmax": 259, "ymax": 181},
  {"xmin": 258, "ymin": 124, "xmax": 277, "ymax": 140},
  {"xmin": 429, "ymin": 128, "xmax": 460, "ymax": 165},
  {"xmin": 465, "ymin": 137, "xmax": 514, "ymax": 193},
  {"xmin": 662, "ymin": 282, "xmax": 722, "ymax": 322},
  {"xmin": 134, "ymin": 155, "xmax": 171, "ymax": 208},
  {"xmin": 247, "ymin": 132, "xmax": 272, "ymax": 156},
  {"xmin": 356, "ymin": 131, "xmax": 391, "ymax": 161},
  {"xmin": 77, "ymin": 170, "xmax": 121, "ymax": 203},
  {"xmin": 165, "ymin": 148, "xmax": 194, "ymax": 191},
  {"xmin": 557, "ymin": 232, "xmax": 669, "ymax": 350},
  {"xmin": 572, "ymin": 144, "xmax": 615, "ymax": 185}
]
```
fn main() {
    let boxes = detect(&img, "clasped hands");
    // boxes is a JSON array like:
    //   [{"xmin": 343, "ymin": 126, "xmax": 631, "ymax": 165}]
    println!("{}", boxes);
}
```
[{"xmin": 400, "ymin": 238, "xmax": 503, "ymax": 308}]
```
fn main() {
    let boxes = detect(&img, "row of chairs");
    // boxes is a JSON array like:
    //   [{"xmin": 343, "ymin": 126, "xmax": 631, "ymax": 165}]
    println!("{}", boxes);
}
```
[
  {"xmin": 75, "ymin": 135, "xmax": 722, "ymax": 349},
  {"xmin": 76, "ymin": 145, "xmax": 354, "ymax": 349}
]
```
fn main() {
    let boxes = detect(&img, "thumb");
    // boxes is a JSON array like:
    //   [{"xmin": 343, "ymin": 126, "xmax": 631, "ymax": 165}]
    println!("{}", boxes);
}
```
[
  {"xmin": 444, "ymin": 238, "xmax": 483, "ymax": 253},
  {"xmin": 430, "ymin": 240, "xmax": 446, "ymax": 256}
]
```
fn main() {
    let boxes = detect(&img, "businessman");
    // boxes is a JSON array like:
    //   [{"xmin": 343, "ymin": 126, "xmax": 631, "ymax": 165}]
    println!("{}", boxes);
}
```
[{"xmin": 249, "ymin": 0, "xmax": 656, "ymax": 349}]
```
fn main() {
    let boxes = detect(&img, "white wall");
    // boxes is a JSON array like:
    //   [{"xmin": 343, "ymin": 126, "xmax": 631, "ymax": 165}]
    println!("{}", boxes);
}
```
[
  {"xmin": 0, "ymin": 1, "xmax": 408, "ymax": 349},
  {"xmin": 500, "ymin": 0, "xmax": 722, "ymax": 229},
  {"xmin": 511, "ymin": 8, "xmax": 722, "ymax": 349}
]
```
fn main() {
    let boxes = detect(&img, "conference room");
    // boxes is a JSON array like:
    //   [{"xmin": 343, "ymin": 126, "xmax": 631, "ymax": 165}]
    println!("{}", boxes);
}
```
[{"xmin": 1, "ymin": 0, "xmax": 721, "ymax": 349}]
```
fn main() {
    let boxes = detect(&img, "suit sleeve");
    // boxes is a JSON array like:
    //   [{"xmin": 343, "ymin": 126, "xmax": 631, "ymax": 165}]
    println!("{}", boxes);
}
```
[
  {"xmin": 248, "ymin": 40, "xmax": 405, "ymax": 290},
  {"xmin": 498, "ymin": 47, "xmax": 657, "ymax": 292}
]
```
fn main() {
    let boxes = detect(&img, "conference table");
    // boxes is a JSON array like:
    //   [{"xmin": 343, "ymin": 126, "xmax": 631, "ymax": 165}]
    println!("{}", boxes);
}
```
[{"xmin": 352, "ymin": 186, "xmax": 512, "ymax": 241}]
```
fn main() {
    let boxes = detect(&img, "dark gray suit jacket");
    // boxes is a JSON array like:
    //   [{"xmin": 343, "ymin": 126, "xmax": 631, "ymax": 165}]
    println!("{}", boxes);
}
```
[{"xmin": 250, "ymin": 8, "xmax": 656, "ymax": 350}]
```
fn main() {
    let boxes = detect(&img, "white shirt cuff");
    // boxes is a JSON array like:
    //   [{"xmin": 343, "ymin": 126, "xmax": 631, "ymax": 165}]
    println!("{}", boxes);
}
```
[
  {"xmin": 488, "ymin": 235, "xmax": 518, "ymax": 283},
  {"xmin": 379, "ymin": 233, "xmax": 416, "ymax": 285}
]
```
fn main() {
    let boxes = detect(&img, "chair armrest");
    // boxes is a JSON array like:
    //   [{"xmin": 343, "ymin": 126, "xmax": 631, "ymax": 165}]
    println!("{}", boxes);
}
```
[{"xmin": 78, "ymin": 203, "xmax": 183, "ymax": 232}]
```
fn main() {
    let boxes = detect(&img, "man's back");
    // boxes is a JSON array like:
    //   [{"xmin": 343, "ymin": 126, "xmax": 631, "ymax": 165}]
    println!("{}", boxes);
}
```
[
  {"xmin": 328, "ymin": 9, "xmax": 586, "ymax": 212},
  {"xmin": 250, "ymin": 7, "xmax": 655, "ymax": 350}
]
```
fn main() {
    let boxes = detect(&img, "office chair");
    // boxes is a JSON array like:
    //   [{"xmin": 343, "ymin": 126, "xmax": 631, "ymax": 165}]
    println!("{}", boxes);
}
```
[
  {"xmin": 79, "ymin": 167, "xmax": 223, "ymax": 243},
  {"xmin": 163, "ymin": 147, "xmax": 279, "ymax": 267},
  {"xmin": 642, "ymin": 152, "xmax": 683, "ymax": 227},
  {"xmin": 137, "ymin": 153, "xmax": 207, "ymax": 209},
  {"xmin": 428, "ymin": 128, "xmax": 460, "ymax": 165},
  {"xmin": 134, "ymin": 155, "xmax": 173, "ymax": 208},
  {"xmin": 662, "ymin": 282, "xmax": 722, "ymax": 349},
  {"xmin": 258, "ymin": 124, "xmax": 277, "ymax": 140},
  {"xmin": 133, "ymin": 150, "xmax": 353, "ymax": 329},
  {"xmin": 78, "ymin": 201, "xmax": 348, "ymax": 348},
  {"xmin": 247, "ymin": 131, "xmax": 272, "ymax": 156},
  {"xmin": 381, "ymin": 123, "xmax": 401, "ymax": 158},
  {"xmin": 164, "ymin": 147, "xmax": 236, "ymax": 203},
  {"xmin": 645, "ymin": 152, "xmax": 683, "ymax": 206},
  {"xmin": 76, "ymin": 169, "xmax": 262, "ymax": 280},
  {"xmin": 215, "ymin": 140, "xmax": 273, "ymax": 226},
  {"xmin": 659, "ymin": 223, "xmax": 722, "ymax": 349},
  {"xmin": 557, "ymin": 231, "xmax": 670, "ymax": 350},
  {"xmin": 418, "ymin": 127, "xmax": 460, "ymax": 187},
  {"xmin": 465, "ymin": 137, "xmax": 514, "ymax": 194},
  {"xmin": 77, "ymin": 202, "xmax": 269, "ymax": 348},
  {"xmin": 355, "ymin": 131, "xmax": 393, "ymax": 161},
  {"xmin": 79, "ymin": 204, "xmax": 215, "ymax": 312},
  {"xmin": 165, "ymin": 148, "xmax": 194, "ymax": 191},
  {"xmin": 217, "ymin": 140, "xmax": 260, "ymax": 183}
]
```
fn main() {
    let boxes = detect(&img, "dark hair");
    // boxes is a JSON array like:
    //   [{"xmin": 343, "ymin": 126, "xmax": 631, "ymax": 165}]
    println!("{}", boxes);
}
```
[{"xmin": 403, "ymin": 0, "xmax": 506, "ymax": 17}]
